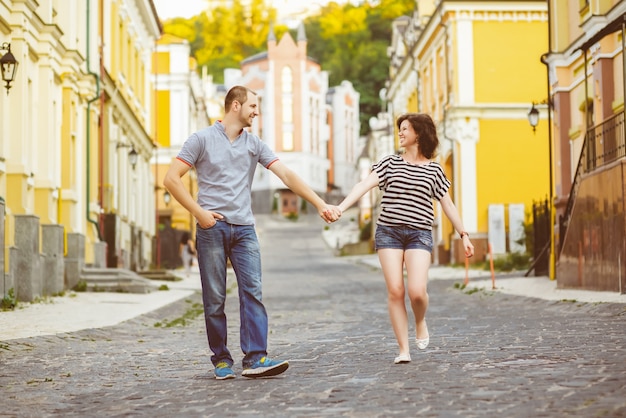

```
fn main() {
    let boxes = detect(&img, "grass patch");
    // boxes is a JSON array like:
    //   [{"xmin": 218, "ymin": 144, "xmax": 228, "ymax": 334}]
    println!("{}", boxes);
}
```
[
  {"xmin": 1, "ymin": 288, "xmax": 16, "ymax": 311},
  {"xmin": 73, "ymin": 280, "xmax": 87, "ymax": 292},
  {"xmin": 154, "ymin": 299, "xmax": 204, "ymax": 328},
  {"xmin": 454, "ymin": 282, "xmax": 493, "ymax": 296}
]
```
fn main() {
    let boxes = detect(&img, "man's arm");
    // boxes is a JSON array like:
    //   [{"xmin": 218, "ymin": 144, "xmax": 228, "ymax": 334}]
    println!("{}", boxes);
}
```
[
  {"xmin": 163, "ymin": 158, "xmax": 223, "ymax": 229},
  {"xmin": 268, "ymin": 160, "xmax": 340, "ymax": 222}
]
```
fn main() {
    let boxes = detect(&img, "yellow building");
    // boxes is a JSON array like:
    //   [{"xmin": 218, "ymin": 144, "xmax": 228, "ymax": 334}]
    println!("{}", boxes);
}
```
[
  {"xmin": 385, "ymin": 0, "xmax": 549, "ymax": 265},
  {"xmin": 0, "ymin": 0, "xmax": 161, "ymax": 274},
  {"xmin": 98, "ymin": 0, "xmax": 161, "ymax": 270},
  {"xmin": 152, "ymin": 34, "xmax": 211, "ymax": 268},
  {"xmin": 0, "ymin": 1, "xmax": 100, "ymax": 263},
  {"xmin": 548, "ymin": 0, "xmax": 626, "ymax": 292}
]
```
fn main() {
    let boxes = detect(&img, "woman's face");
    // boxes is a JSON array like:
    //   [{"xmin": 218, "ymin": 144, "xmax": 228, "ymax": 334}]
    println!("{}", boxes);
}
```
[{"xmin": 398, "ymin": 119, "xmax": 417, "ymax": 148}]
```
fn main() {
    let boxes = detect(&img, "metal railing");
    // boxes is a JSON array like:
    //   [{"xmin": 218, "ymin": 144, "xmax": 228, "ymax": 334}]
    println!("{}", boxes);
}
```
[
  {"xmin": 560, "ymin": 112, "xmax": 625, "ymax": 252},
  {"xmin": 585, "ymin": 112, "xmax": 626, "ymax": 171}
]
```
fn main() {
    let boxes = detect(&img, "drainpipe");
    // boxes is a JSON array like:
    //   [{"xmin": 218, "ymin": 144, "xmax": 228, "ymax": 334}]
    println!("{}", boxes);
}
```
[
  {"xmin": 541, "ymin": 52, "xmax": 554, "ymax": 280},
  {"xmin": 86, "ymin": 0, "xmax": 103, "ymax": 241},
  {"xmin": 541, "ymin": 0, "xmax": 554, "ymax": 280},
  {"xmin": 441, "ymin": 21, "xmax": 454, "ymax": 199},
  {"xmin": 98, "ymin": 0, "xmax": 105, "ymax": 232},
  {"xmin": 440, "ymin": 16, "xmax": 455, "ymax": 265}
]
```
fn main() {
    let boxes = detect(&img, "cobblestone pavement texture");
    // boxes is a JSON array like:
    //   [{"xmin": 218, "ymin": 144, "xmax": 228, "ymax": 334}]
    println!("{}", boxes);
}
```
[{"xmin": 1, "ymin": 215, "xmax": 625, "ymax": 417}]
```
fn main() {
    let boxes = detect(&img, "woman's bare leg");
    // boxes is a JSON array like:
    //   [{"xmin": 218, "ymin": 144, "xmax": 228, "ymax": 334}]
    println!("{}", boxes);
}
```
[
  {"xmin": 404, "ymin": 249, "xmax": 431, "ymax": 341},
  {"xmin": 378, "ymin": 248, "xmax": 409, "ymax": 356}
]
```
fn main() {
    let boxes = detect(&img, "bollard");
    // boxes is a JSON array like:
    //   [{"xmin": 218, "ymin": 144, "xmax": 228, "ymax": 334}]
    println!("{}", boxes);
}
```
[
  {"xmin": 489, "ymin": 242, "xmax": 496, "ymax": 289},
  {"xmin": 464, "ymin": 256, "xmax": 469, "ymax": 286}
]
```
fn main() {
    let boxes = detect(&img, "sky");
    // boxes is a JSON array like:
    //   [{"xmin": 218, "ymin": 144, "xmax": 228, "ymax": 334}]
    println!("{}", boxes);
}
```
[
  {"xmin": 152, "ymin": 0, "xmax": 338, "ymax": 21},
  {"xmin": 153, "ymin": 0, "xmax": 207, "ymax": 20}
]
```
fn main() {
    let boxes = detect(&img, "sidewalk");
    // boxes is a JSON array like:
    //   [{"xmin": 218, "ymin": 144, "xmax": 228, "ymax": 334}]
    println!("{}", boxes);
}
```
[
  {"xmin": 2, "ymin": 231, "xmax": 624, "ymax": 342},
  {"xmin": 354, "ymin": 254, "xmax": 626, "ymax": 304},
  {"xmin": 0, "ymin": 269, "xmax": 201, "ymax": 341},
  {"xmin": 321, "ymin": 213, "xmax": 626, "ymax": 305}
]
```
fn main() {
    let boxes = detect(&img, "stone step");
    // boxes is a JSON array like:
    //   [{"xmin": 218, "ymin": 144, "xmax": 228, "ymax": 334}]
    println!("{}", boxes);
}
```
[
  {"xmin": 135, "ymin": 269, "xmax": 181, "ymax": 281},
  {"xmin": 79, "ymin": 267, "xmax": 157, "ymax": 294}
]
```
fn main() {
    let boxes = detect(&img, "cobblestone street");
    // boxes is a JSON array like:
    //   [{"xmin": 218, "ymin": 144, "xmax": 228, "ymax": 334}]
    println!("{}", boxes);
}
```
[{"xmin": 1, "ymin": 215, "xmax": 625, "ymax": 417}]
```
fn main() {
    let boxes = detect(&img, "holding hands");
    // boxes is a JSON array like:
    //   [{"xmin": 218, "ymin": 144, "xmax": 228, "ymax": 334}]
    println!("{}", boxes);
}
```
[{"xmin": 319, "ymin": 204, "xmax": 342, "ymax": 223}]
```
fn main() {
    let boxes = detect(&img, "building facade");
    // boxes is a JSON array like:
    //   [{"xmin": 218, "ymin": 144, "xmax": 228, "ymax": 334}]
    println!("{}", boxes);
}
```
[
  {"xmin": 224, "ymin": 24, "xmax": 360, "ymax": 216},
  {"xmin": 547, "ymin": 0, "xmax": 626, "ymax": 292},
  {"xmin": 0, "ymin": 0, "xmax": 161, "ymax": 290},
  {"xmin": 384, "ymin": 0, "xmax": 549, "ymax": 265},
  {"xmin": 152, "ymin": 33, "xmax": 210, "ymax": 268}
]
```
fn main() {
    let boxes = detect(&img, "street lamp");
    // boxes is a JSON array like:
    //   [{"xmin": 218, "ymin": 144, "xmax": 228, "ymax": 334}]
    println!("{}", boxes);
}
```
[
  {"xmin": 116, "ymin": 143, "xmax": 138, "ymax": 170},
  {"xmin": 528, "ymin": 99, "xmax": 555, "ymax": 280},
  {"xmin": 163, "ymin": 190, "xmax": 171, "ymax": 206},
  {"xmin": 0, "ymin": 42, "xmax": 18, "ymax": 95},
  {"xmin": 128, "ymin": 147, "xmax": 138, "ymax": 170}
]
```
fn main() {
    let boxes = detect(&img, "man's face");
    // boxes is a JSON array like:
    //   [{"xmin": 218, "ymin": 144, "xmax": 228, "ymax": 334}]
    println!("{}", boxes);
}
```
[{"xmin": 238, "ymin": 92, "xmax": 259, "ymax": 128}]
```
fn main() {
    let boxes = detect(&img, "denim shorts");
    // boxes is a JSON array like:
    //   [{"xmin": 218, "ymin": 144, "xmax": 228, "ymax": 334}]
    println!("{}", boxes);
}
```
[{"xmin": 374, "ymin": 224, "xmax": 433, "ymax": 252}]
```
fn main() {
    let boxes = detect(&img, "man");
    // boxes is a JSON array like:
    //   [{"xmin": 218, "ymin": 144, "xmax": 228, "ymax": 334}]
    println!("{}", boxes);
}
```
[{"xmin": 164, "ymin": 85, "xmax": 340, "ymax": 380}]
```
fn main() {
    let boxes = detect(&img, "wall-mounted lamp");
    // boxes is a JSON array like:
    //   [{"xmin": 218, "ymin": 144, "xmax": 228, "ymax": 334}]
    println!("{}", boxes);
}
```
[
  {"xmin": 528, "ymin": 100, "xmax": 551, "ymax": 134},
  {"xmin": 155, "ymin": 186, "xmax": 172, "ymax": 207},
  {"xmin": 0, "ymin": 42, "xmax": 18, "ymax": 95},
  {"xmin": 528, "ymin": 103, "xmax": 539, "ymax": 133},
  {"xmin": 116, "ymin": 143, "xmax": 138, "ymax": 170}
]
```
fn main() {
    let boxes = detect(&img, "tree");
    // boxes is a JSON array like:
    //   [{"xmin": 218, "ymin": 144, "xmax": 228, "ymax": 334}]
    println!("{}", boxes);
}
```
[
  {"xmin": 304, "ymin": 0, "xmax": 414, "ymax": 134},
  {"xmin": 162, "ymin": 0, "xmax": 415, "ymax": 133},
  {"xmin": 162, "ymin": 0, "xmax": 287, "ymax": 84}
]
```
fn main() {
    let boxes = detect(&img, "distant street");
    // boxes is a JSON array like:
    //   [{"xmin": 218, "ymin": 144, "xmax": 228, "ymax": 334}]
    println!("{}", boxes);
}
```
[{"xmin": 1, "ymin": 214, "xmax": 625, "ymax": 417}]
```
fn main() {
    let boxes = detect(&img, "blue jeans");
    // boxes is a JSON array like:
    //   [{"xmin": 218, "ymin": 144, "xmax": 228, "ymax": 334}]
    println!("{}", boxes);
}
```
[
  {"xmin": 195, "ymin": 220, "xmax": 268, "ymax": 369},
  {"xmin": 374, "ymin": 224, "xmax": 433, "ymax": 252}
]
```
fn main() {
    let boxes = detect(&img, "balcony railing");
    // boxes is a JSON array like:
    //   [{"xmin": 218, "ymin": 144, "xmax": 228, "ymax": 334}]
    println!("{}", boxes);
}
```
[
  {"xmin": 559, "ymin": 111, "xmax": 625, "ymax": 253},
  {"xmin": 585, "ymin": 112, "xmax": 626, "ymax": 172}
]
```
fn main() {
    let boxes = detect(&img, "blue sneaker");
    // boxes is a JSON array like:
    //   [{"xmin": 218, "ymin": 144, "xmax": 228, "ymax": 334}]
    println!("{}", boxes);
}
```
[
  {"xmin": 214, "ymin": 361, "xmax": 235, "ymax": 380},
  {"xmin": 241, "ymin": 357, "xmax": 289, "ymax": 378}
]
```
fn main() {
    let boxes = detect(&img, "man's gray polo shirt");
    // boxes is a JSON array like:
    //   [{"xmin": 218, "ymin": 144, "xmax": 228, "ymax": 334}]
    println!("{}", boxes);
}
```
[{"xmin": 177, "ymin": 121, "xmax": 278, "ymax": 225}]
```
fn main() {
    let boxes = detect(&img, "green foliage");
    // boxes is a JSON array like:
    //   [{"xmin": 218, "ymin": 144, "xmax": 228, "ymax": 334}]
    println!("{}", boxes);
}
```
[
  {"xmin": 1, "ymin": 288, "xmax": 16, "ymax": 311},
  {"xmin": 359, "ymin": 221, "xmax": 372, "ymax": 241},
  {"xmin": 73, "ymin": 280, "xmax": 87, "ymax": 292},
  {"xmin": 154, "ymin": 300, "xmax": 204, "ymax": 328},
  {"xmin": 162, "ymin": 0, "xmax": 415, "ymax": 134},
  {"xmin": 163, "ymin": 0, "xmax": 287, "ymax": 84},
  {"xmin": 490, "ymin": 252, "xmax": 530, "ymax": 272},
  {"xmin": 305, "ymin": 0, "xmax": 415, "ymax": 135}
]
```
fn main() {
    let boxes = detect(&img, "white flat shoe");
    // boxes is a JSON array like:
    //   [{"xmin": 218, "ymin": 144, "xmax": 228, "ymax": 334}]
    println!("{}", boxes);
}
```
[
  {"xmin": 394, "ymin": 354, "xmax": 411, "ymax": 364},
  {"xmin": 415, "ymin": 337, "xmax": 429, "ymax": 350}
]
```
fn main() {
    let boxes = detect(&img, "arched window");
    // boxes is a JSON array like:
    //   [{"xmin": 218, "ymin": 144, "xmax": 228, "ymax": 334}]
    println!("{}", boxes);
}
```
[{"xmin": 282, "ymin": 66, "xmax": 294, "ymax": 150}]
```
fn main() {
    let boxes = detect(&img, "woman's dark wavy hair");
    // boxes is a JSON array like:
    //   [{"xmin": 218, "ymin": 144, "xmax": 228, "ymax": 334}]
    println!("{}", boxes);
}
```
[{"xmin": 397, "ymin": 113, "xmax": 439, "ymax": 159}]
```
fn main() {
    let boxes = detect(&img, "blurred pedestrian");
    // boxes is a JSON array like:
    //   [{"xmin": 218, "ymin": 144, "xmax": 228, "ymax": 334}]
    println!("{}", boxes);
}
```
[
  {"xmin": 335, "ymin": 113, "xmax": 474, "ymax": 364},
  {"xmin": 163, "ymin": 85, "xmax": 340, "ymax": 380},
  {"xmin": 179, "ymin": 231, "xmax": 196, "ymax": 277}
]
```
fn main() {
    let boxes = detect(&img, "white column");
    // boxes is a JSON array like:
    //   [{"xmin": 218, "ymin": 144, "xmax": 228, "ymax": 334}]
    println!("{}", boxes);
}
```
[{"xmin": 457, "ymin": 118, "xmax": 478, "ymax": 233}]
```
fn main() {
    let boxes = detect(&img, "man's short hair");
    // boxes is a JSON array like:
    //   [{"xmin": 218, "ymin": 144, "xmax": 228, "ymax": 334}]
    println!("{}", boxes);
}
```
[{"xmin": 225, "ymin": 86, "xmax": 256, "ymax": 112}]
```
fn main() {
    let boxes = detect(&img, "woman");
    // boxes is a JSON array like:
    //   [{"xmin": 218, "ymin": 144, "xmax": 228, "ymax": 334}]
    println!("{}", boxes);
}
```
[
  {"xmin": 179, "ymin": 231, "xmax": 196, "ymax": 278},
  {"xmin": 337, "ymin": 113, "xmax": 474, "ymax": 364}
]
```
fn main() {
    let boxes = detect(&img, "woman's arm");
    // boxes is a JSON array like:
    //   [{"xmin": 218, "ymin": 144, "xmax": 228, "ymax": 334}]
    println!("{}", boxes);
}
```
[
  {"xmin": 439, "ymin": 192, "xmax": 474, "ymax": 257},
  {"xmin": 338, "ymin": 171, "xmax": 380, "ymax": 213}
]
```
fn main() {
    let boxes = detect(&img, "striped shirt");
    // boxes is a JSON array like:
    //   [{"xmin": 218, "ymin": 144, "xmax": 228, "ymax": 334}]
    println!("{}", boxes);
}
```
[{"xmin": 372, "ymin": 154, "xmax": 451, "ymax": 230}]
